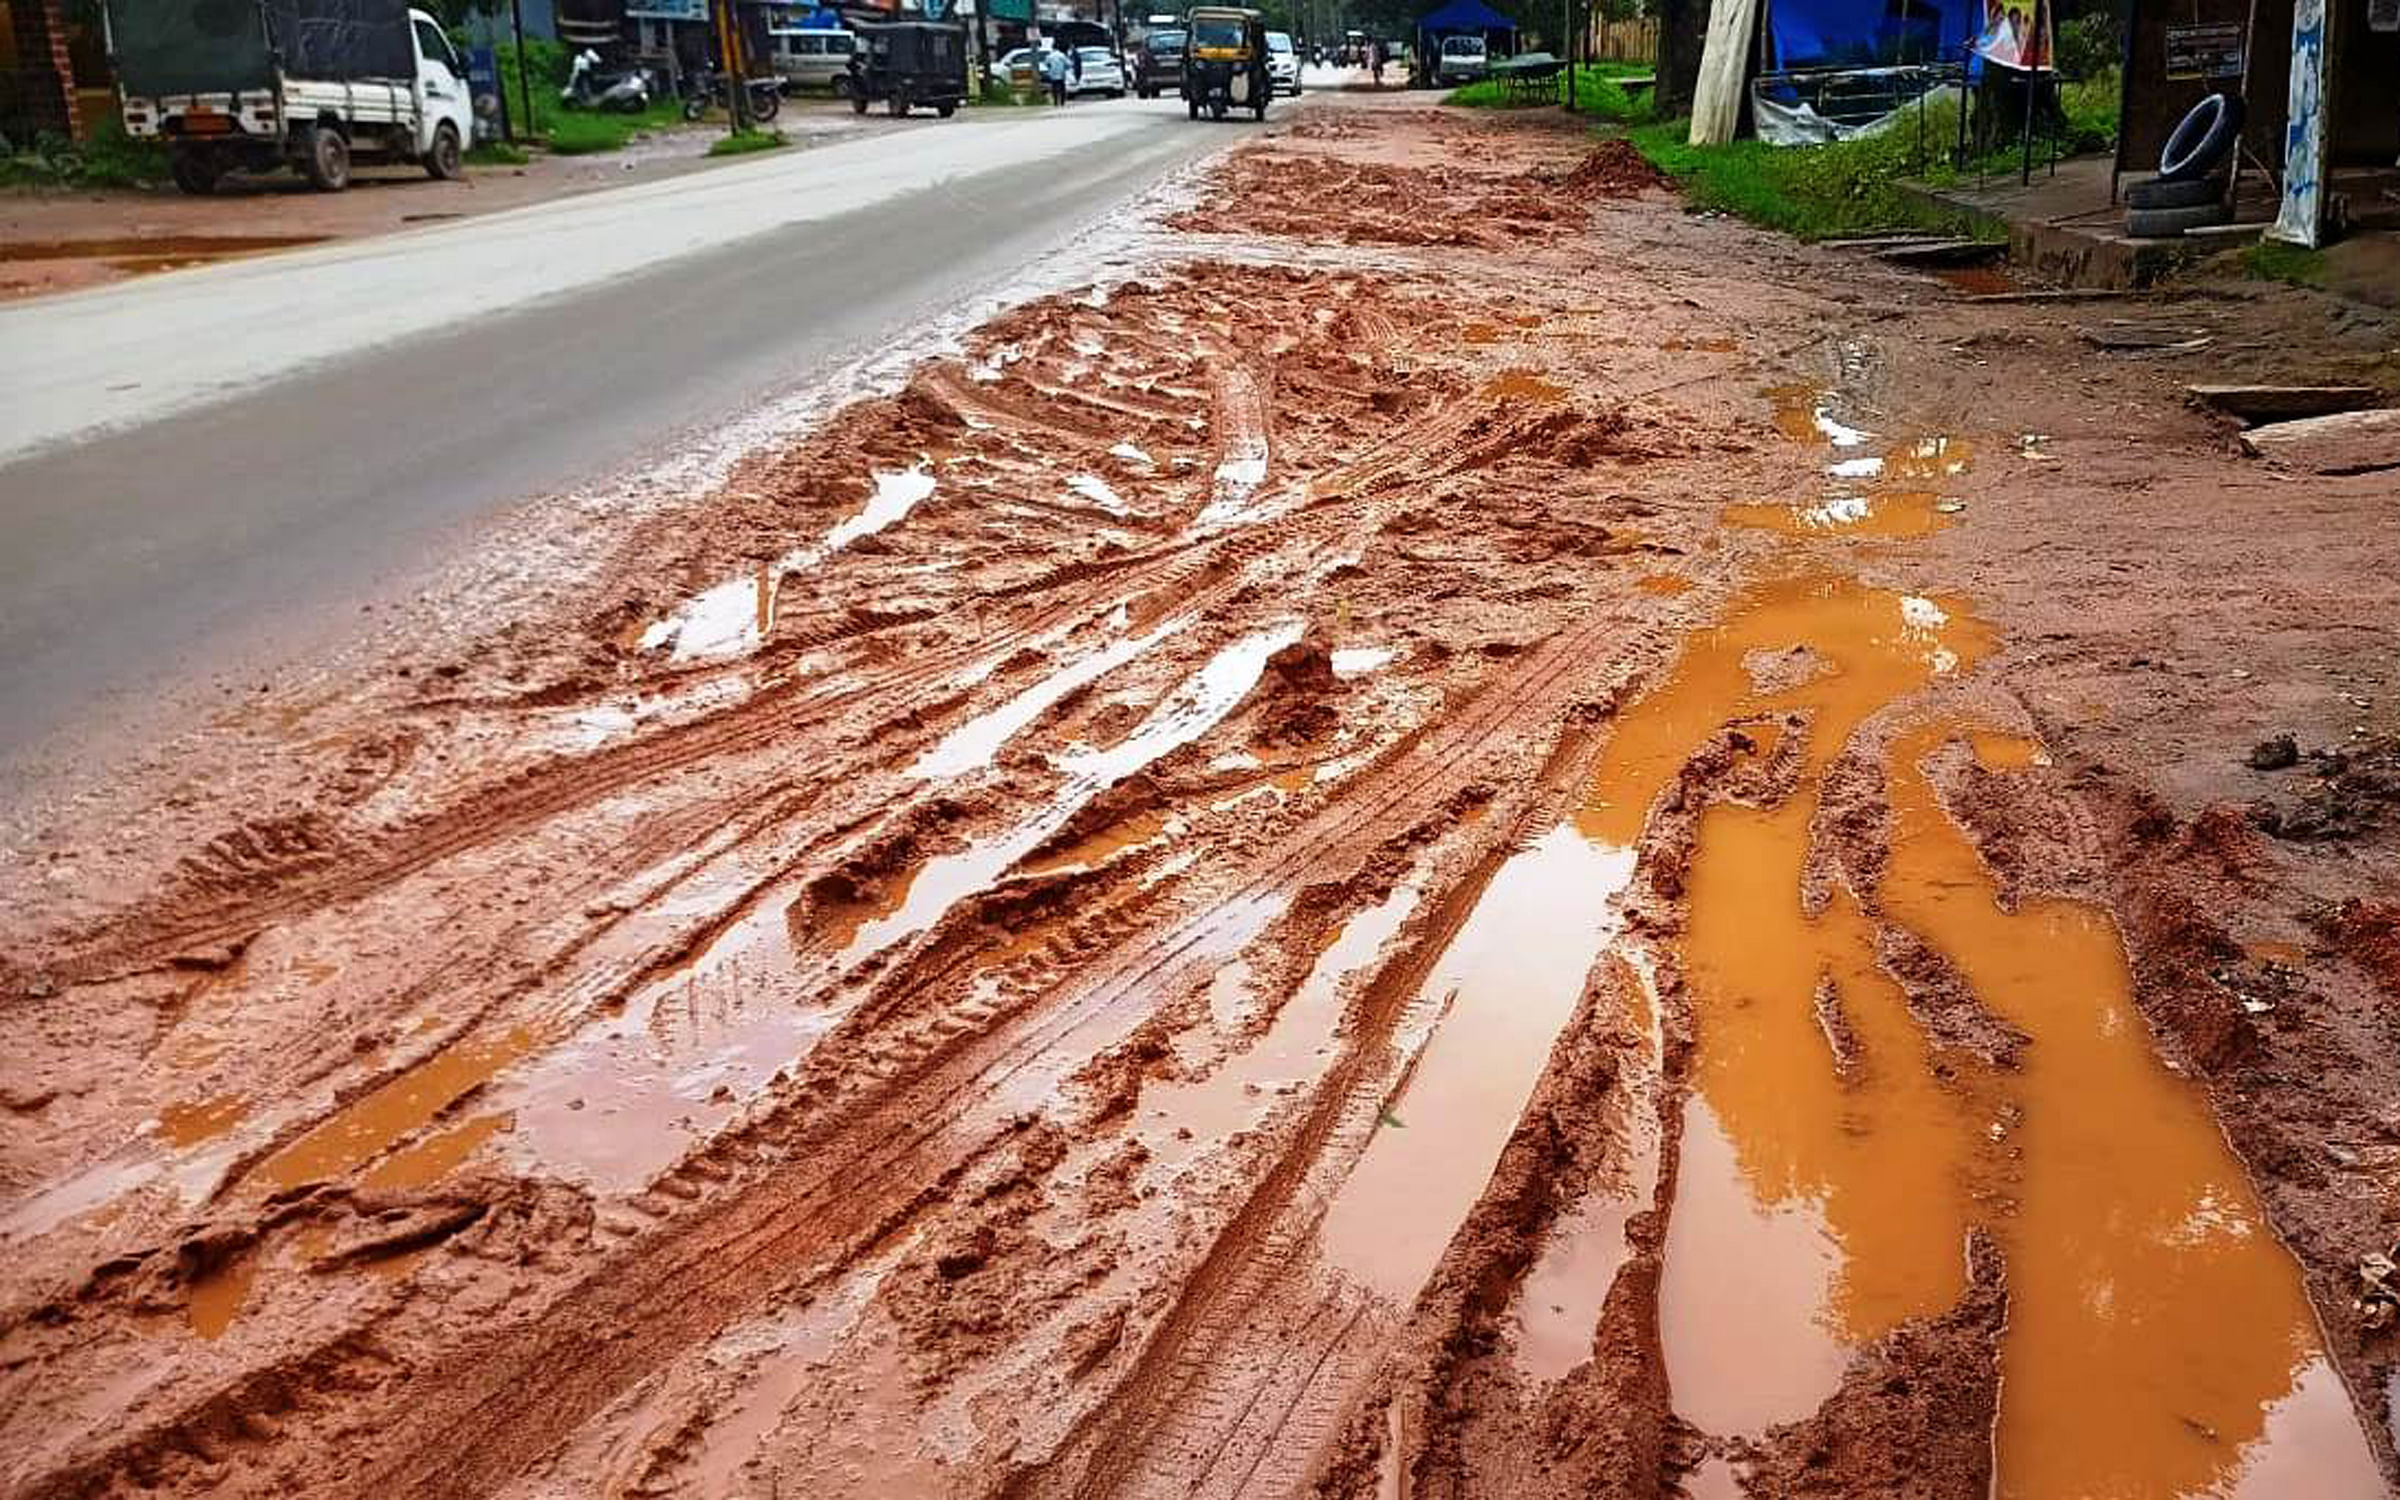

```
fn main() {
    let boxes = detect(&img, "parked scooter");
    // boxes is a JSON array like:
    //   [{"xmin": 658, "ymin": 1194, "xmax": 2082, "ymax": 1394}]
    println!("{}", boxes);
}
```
[
  {"xmin": 562, "ymin": 49, "xmax": 654, "ymax": 112},
  {"xmin": 680, "ymin": 65, "xmax": 783, "ymax": 122}
]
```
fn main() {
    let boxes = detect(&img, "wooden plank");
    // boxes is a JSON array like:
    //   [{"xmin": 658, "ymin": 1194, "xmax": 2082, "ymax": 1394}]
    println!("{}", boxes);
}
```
[
  {"xmin": 2188, "ymin": 384, "xmax": 2381, "ymax": 424},
  {"xmin": 2239, "ymin": 408, "xmax": 2400, "ymax": 474},
  {"xmin": 1688, "ymin": 0, "xmax": 1760, "ymax": 146},
  {"xmin": 1874, "ymin": 239, "xmax": 2008, "ymax": 267}
]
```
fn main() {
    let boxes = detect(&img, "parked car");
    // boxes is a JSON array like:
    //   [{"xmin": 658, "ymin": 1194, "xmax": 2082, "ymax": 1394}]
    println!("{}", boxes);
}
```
[
  {"xmin": 997, "ymin": 45, "xmax": 1038, "ymax": 91},
  {"xmin": 1071, "ymin": 46, "xmax": 1127, "ymax": 97},
  {"xmin": 1435, "ymin": 33, "xmax": 1489, "ymax": 83},
  {"xmin": 770, "ymin": 27, "xmax": 858, "ymax": 94},
  {"xmin": 1264, "ymin": 29, "xmax": 1301, "ymax": 94},
  {"xmin": 113, "ymin": 0, "xmax": 472, "ymax": 193},
  {"xmin": 1133, "ymin": 27, "xmax": 1186, "ymax": 98}
]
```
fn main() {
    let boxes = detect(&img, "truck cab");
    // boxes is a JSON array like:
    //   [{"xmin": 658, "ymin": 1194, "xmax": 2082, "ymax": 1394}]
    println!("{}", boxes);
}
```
[{"xmin": 113, "ymin": 0, "xmax": 475, "ymax": 193}]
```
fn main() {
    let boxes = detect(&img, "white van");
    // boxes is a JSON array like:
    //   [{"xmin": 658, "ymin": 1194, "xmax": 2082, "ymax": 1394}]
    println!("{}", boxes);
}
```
[
  {"xmin": 771, "ymin": 27, "xmax": 859, "ymax": 93},
  {"xmin": 1436, "ymin": 33, "xmax": 1489, "ymax": 83}
]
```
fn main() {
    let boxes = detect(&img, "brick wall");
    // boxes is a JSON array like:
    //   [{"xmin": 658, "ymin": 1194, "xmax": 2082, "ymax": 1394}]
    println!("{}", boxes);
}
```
[{"xmin": 5, "ymin": 0, "xmax": 84, "ymax": 141}]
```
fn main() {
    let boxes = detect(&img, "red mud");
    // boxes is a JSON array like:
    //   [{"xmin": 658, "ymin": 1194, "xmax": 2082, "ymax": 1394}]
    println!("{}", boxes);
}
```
[{"xmin": 1, "ymin": 97, "xmax": 2397, "ymax": 1500}]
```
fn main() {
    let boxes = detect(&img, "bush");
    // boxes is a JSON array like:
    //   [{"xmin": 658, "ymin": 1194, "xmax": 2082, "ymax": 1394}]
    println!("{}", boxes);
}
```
[
  {"xmin": 0, "ymin": 118, "xmax": 171, "ymax": 189},
  {"xmin": 2053, "ymin": 12, "xmax": 2122, "ymax": 82}
]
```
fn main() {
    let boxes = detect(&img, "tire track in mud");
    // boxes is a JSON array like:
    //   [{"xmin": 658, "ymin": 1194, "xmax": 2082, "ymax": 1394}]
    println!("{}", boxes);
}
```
[
  {"xmin": 285, "ymin": 595, "xmax": 1648, "ymax": 1500},
  {"xmin": 1020, "ymin": 723, "xmax": 1623, "ymax": 1500},
  {"xmin": 8, "ymin": 361, "xmax": 1635, "ymax": 1497},
  {"xmin": 40, "ymin": 330, "xmax": 1489, "ymax": 990}
]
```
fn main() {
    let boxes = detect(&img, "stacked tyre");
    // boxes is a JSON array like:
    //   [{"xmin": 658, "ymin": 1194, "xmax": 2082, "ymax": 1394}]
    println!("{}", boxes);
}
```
[{"xmin": 2126, "ymin": 93, "xmax": 2241, "ymax": 239}]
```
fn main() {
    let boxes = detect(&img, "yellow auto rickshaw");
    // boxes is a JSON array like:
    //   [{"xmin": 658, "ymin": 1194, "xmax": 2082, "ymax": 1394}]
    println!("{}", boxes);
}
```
[{"xmin": 1180, "ymin": 6, "xmax": 1270, "ymax": 121}]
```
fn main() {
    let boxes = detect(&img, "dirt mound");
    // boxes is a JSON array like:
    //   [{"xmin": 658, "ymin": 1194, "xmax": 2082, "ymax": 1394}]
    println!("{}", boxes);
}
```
[{"xmin": 1550, "ymin": 140, "xmax": 1669, "ymax": 197}]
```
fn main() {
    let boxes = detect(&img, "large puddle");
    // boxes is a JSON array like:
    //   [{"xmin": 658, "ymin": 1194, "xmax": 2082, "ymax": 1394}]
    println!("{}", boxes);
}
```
[{"xmin": 1547, "ymin": 566, "xmax": 2380, "ymax": 1490}]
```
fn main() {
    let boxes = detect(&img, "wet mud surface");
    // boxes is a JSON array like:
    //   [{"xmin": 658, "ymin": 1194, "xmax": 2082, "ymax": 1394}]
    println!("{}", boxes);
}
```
[{"xmin": 3, "ymin": 98, "xmax": 2399, "ymax": 1499}]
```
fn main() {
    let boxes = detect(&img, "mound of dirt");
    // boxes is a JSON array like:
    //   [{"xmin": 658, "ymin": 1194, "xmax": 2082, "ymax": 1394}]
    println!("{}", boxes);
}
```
[{"xmin": 1551, "ymin": 141, "xmax": 1669, "ymax": 198}]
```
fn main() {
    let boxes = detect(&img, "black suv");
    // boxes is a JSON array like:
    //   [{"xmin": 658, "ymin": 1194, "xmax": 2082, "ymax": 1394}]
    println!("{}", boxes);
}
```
[{"xmin": 1133, "ymin": 28, "xmax": 1186, "ymax": 98}]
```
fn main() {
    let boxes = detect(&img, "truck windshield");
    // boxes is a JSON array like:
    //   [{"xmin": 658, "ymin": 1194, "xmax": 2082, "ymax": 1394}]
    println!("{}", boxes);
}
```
[{"xmin": 1190, "ymin": 15, "xmax": 1244, "ymax": 48}]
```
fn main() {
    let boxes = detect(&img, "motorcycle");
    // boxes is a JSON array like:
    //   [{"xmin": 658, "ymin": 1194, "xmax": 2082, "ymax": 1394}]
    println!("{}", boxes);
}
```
[
  {"xmin": 680, "ymin": 66, "xmax": 783, "ymax": 123},
  {"xmin": 562, "ymin": 49, "xmax": 654, "ymax": 113}
]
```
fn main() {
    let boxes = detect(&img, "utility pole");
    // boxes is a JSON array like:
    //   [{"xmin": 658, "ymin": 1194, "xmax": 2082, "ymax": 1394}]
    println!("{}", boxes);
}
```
[
  {"xmin": 716, "ymin": 0, "xmax": 752, "ymax": 132},
  {"xmin": 509, "ymin": 0, "xmax": 531, "ymax": 140}
]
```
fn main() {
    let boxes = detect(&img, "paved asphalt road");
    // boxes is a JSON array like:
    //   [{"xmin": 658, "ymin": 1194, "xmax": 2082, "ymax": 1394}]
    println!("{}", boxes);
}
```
[{"xmin": 0, "ymin": 98, "xmax": 1226, "ymax": 785}]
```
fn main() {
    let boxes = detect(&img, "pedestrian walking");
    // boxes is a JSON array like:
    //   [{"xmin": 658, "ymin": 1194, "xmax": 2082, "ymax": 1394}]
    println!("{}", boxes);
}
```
[{"xmin": 1041, "ymin": 44, "xmax": 1070, "ymax": 105}]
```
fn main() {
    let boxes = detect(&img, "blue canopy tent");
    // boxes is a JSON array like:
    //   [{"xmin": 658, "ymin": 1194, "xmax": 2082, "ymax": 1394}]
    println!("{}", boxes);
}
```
[
  {"xmin": 1760, "ymin": 0, "xmax": 1977, "ymax": 72},
  {"xmin": 1415, "ymin": 0, "xmax": 1517, "ymax": 66},
  {"xmin": 1751, "ymin": 0, "xmax": 1978, "ymax": 136}
]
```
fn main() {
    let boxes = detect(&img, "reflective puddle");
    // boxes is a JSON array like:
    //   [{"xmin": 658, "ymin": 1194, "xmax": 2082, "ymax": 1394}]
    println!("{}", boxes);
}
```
[
  {"xmin": 1317, "ymin": 824, "xmax": 1638, "ymax": 1304},
  {"xmin": 642, "ymin": 465, "xmax": 939, "ymax": 661},
  {"xmin": 187, "ymin": 1251, "xmax": 256, "ymax": 1340},
  {"xmin": 1481, "ymin": 369, "xmax": 1568, "ymax": 404},
  {"xmin": 157, "ymin": 1095, "xmax": 248, "ymax": 1148},
  {"xmin": 1724, "ymin": 490, "xmax": 1953, "ymax": 539},
  {"xmin": 252, "ymin": 1028, "xmax": 537, "ymax": 1194}
]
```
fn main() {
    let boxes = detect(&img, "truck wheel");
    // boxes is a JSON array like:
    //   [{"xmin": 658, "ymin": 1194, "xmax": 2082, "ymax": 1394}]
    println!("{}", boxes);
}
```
[
  {"xmin": 424, "ymin": 121, "xmax": 462, "ymax": 180},
  {"xmin": 301, "ymin": 127, "xmax": 351, "ymax": 191},
  {"xmin": 936, "ymin": 101, "xmax": 956, "ymax": 118},
  {"xmin": 170, "ymin": 149, "xmax": 222, "ymax": 195}
]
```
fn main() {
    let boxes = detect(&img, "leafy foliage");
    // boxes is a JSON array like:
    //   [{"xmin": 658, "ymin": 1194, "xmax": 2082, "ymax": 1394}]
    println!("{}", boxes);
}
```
[{"xmin": 0, "ymin": 119, "xmax": 171, "ymax": 188}]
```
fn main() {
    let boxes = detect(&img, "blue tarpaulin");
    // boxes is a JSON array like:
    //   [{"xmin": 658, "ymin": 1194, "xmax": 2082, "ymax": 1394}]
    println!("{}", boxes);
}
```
[
  {"xmin": 1761, "ymin": 0, "xmax": 1977, "ymax": 70},
  {"xmin": 1416, "ymin": 0, "xmax": 1516, "ymax": 36}
]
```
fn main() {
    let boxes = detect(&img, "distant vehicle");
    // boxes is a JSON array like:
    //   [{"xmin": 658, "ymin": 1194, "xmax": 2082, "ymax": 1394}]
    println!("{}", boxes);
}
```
[
  {"xmin": 1181, "ymin": 5, "xmax": 1269, "ymax": 121},
  {"xmin": 1436, "ymin": 33, "xmax": 1490, "ymax": 83},
  {"xmin": 681, "ymin": 63, "xmax": 783, "ymax": 122},
  {"xmin": 1134, "ymin": 28, "xmax": 1186, "ymax": 98},
  {"xmin": 1071, "ymin": 46, "xmax": 1127, "ymax": 97},
  {"xmin": 769, "ymin": 27, "xmax": 858, "ymax": 95},
  {"xmin": 847, "ymin": 20, "xmax": 969, "ymax": 117},
  {"xmin": 111, "ymin": 0, "xmax": 474, "ymax": 193},
  {"xmin": 1264, "ymin": 30, "xmax": 1301, "ymax": 94}
]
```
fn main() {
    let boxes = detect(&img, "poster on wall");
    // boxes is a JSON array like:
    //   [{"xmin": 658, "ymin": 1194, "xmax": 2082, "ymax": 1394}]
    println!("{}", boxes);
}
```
[{"xmin": 1973, "ymin": 0, "xmax": 2053, "ymax": 71}]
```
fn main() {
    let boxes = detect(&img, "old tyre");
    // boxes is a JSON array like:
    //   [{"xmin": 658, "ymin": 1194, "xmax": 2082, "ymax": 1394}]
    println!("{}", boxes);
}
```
[
  {"xmin": 301, "ymin": 127, "xmax": 350, "ymax": 191},
  {"xmin": 683, "ymin": 94, "xmax": 708, "ymax": 121},
  {"xmin": 2125, "ymin": 200, "xmax": 2230, "ymax": 239},
  {"xmin": 424, "ymin": 121, "xmax": 462, "ymax": 180},
  {"xmin": 170, "ymin": 149, "xmax": 222, "ymax": 195},
  {"xmin": 751, "ymin": 87, "xmax": 780, "ymax": 122},
  {"xmin": 2158, "ymin": 92, "xmax": 2243, "ymax": 182},
  {"xmin": 2125, "ymin": 173, "xmax": 2220, "ymax": 210}
]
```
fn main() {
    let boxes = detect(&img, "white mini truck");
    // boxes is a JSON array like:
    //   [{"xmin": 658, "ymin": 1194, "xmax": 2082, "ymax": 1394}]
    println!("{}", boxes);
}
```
[{"xmin": 110, "ymin": 0, "xmax": 475, "ymax": 192}]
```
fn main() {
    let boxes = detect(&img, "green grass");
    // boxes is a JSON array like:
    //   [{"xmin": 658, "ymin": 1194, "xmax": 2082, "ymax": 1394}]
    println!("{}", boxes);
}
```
[
  {"xmin": 2241, "ymin": 239, "xmax": 2329, "ymax": 288},
  {"xmin": 1626, "ymin": 75, "xmax": 2120, "ymax": 243},
  {"xmin": 1, "ymin": 119, "xmax": 171, "ymax": 189},
  {"xmin": 543, "ymin": 99, "xmax": 686, "ymax": 155},
  {"xmin": 1628, "ymin": 117, "xmax": 1972, "ymax": 241},
  {"xmin": 707, "ymin": 127, "xmax": 787, "ymax": 157},
  {"xmin": 1446, "ymin": 61, "xmax": 1654, "ymax": 123},
  {"xmin": 464, "ymin": 139, "xmax": 532, "ymax": 166}
]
